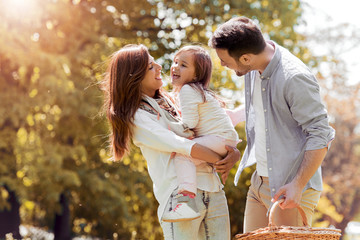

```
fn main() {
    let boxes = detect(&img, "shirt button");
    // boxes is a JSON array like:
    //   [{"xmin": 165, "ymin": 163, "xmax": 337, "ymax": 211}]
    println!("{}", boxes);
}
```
[
  {"xmin": 267, "ymin": 148, "xmax": 270, "ymax": 152},
  {"xmin": 267, "ymin": 77, "xmax": 270, "ymax": 80},
  {"xmin": 272, "ymin": 188, "xmax": 276, "ymax": 192},
  {"xmin": 262, "ymin": 88, "xmax": 266, "ymax": 91},
  {"xmin": 264, "ymin": 109, "xmax": 267, "ymax": 112},
  {"xmin": 269, "ymin": 168, "xmax": 272, "ymax": 171},
  {"xmin": 261, "ymin": 76, "xmax": 264, "ymax": 79},
  {"xmin": 265, "ymin": 128, "xmax": 268, "ymax": 132}
]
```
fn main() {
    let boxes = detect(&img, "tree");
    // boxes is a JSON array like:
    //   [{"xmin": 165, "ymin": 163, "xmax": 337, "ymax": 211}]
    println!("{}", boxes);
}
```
[
  {"xmin": 0, "ymin": 186, "xmax": 21, "ymax": 238},
  {"xmin": 304, "ymin": 22, "xmax": 360, "ymax": 235}
]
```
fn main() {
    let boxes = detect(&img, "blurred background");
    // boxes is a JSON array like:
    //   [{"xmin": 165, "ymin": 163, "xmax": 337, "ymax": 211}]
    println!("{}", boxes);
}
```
[{"xmin": 0, "ymin": 0, "xmax": 359, "ymax": 239}]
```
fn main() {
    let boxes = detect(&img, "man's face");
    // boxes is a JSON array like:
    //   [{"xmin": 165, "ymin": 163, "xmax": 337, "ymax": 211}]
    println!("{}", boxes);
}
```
[{"xmin": 215, "ymin": 48, "xmax": 251, "ymax": 77}]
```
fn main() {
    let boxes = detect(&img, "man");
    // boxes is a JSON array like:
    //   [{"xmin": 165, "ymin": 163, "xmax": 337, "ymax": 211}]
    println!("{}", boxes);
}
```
[{"xmin": 209, "ymin": 16, "xmax": 335, "ymax": 232}]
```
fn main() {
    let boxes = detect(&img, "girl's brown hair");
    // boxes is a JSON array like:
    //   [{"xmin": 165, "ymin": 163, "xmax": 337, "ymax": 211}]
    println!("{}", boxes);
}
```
[
  {"xmin": 103, "ymin": 44, "xmax": 149, "ymax": 160},
  {"xmin": 175, "ymin": 45, "xmax": 225, "ymax": 106}
]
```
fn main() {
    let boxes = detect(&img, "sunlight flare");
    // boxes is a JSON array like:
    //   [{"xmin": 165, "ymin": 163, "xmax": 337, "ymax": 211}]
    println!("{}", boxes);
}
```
[
  {"xmin": 2, "ymin": 0, "xmax": 38, "ymax": 17},
  {"xmin": 5, "ymin": 0, "xmax": 34, "ymax": 9}
]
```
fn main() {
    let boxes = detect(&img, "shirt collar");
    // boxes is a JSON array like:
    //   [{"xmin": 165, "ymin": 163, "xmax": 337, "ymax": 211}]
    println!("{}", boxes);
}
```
[{"xmin": 259, "ymin": 41, "xmax": 281, "ymax": 80}]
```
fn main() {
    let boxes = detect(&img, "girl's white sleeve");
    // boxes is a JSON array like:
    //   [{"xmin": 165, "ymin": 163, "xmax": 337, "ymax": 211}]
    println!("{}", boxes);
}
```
[
  {"xmin": 132, "ymin": 111, "xmax": 195, "ymax": 156},
  {"xmin": 179, "ymin": 85, "xmax": 202, "ymax": 129}
]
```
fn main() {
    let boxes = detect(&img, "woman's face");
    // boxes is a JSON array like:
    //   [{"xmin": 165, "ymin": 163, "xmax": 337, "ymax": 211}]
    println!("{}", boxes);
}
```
[
  {"xmin": 141, "ymin": 55, "xmax": 163, "ymax": 97},
  {"xmin": 170, "ymin": 51, "xmax": 196, "ymax": 88}
]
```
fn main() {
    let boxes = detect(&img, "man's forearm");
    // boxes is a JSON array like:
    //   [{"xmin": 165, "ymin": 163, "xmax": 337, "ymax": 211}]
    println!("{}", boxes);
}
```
[{"xmin": 292, "ymin": 147, "xmax": 328, "ymax": 189}]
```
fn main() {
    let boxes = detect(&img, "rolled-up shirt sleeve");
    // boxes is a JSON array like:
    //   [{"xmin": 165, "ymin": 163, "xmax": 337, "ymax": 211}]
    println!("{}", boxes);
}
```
[
  {"xmin": 179, "ymin": 85, "xmax": 203, "ymax": 129},
  {"xmin": 285, "ymin": 73, "xmax": 335, "ymax": 151},
  {"xmin": 133, "ymin": 111, "xmax": 196, "ymax": 156}
]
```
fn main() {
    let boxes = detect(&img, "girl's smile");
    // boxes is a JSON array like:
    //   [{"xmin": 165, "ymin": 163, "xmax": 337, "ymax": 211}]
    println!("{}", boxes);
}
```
[{"xmin": 170, "ymin": 51, "xmax": 196, "ymax": 88}]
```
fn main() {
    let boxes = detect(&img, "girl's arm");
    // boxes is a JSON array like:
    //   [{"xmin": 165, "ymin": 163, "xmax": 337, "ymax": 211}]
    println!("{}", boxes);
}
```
[
  {"xmin": 178, "ymin": 85, "xmax": 202, "ymax": 128},
  {"xmin": 225, "ymin": 105, "xmax": 246, "ymax": 126}
]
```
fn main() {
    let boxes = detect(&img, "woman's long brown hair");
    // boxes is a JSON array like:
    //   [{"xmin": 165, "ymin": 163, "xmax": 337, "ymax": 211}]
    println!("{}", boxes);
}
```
[{"xmin": 103, "ymin": 44, "xmax": 149, "ymax": 160}]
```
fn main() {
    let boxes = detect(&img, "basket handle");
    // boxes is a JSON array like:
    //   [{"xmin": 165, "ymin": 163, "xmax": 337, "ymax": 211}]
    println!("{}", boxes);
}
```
[{"xmin": 268, "ymin": 199, "xmax": 309, "ymax": 228}]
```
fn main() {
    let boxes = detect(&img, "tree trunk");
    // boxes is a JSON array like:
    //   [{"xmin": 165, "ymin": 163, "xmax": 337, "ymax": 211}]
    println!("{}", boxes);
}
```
[
  {"xmin": 54, "ymin": 193, "xmax": 71, "ymax": 240},
  {"xmin": 336, "ymin": 189, "xmax": 360, "ymax": 238},
  {"xmin": 0, "ymin": 185, "xmax": 21, "ymax": 239}
]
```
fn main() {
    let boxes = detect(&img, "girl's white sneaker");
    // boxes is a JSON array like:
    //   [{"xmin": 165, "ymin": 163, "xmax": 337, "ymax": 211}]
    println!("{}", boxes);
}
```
[{"xmin": 162, "ymin": 202, "xmax": 200, "ymax": 222}]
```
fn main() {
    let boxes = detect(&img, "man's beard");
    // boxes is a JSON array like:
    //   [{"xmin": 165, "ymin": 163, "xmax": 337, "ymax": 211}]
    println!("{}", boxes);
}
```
[
  {"xmin": 235, "ymin": 64, "xmax": 251, "ymax": 77},
  {"xmin": 235, "ymin": 70, "xmax": 243, "ymax": 76},
  {"xmin": 235, "ymin": 69, "xmax": 249, "ymax": 77}
]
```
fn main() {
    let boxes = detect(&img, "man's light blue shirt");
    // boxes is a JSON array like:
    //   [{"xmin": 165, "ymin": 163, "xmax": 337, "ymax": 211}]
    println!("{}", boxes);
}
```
[{"xmin": 234, "ymin": 41, "xmax": 335, "ymax": 196}]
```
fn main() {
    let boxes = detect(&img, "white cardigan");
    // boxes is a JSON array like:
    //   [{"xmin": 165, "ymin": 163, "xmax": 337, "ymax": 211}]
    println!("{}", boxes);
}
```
[
  {"xmin": 132, "ymin": 98, "xmax": 223, "ymax": 222},
  {"xmin": 179, "ymin": 84, "xmax": 239, "ymax": 142}
]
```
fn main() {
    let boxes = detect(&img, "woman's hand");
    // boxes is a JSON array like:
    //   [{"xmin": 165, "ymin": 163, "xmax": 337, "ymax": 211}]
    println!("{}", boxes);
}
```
[
  {"xmin": 221, "ymin": 171, "xmax": 229, "ymax": 184},
  {"xmin": 215, "ymin": 145, "xmax": 240, "ymax": 183}
]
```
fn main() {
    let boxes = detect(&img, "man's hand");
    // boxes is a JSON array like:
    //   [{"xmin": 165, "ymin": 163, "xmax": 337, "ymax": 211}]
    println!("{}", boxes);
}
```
[
  {"xmin": 215, "ymin": 145, "xmax": 240, "ymax": 184},
  {"xmin": 271, "ymin": 148, "xmax": 328, "ymax": 209},
  {"xmin": 271, "ymin": 181, "xmax": 303, "ymax": 209}
]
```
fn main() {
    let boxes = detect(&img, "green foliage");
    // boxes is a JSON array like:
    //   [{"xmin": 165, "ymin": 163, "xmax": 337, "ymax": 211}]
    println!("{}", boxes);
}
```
[{"xmin": 0, "ymin": 0, "xmax": 311, "ymax": 238}]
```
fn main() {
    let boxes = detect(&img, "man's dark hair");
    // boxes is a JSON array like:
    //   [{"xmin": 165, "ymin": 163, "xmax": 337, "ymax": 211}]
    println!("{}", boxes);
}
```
[{"xmin": 209, "ymin": 16, "xmax": 266, "ymax": 60}]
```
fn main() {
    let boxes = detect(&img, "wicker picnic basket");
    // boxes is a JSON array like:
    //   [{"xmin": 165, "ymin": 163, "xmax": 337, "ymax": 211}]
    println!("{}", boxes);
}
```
[{"xmin": 235, "ymin": 200, "xmax": 341, "ymax": 240}]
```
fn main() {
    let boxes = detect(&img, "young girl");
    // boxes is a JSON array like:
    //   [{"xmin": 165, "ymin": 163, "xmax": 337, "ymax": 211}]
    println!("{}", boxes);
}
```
[{"xmin": 161, "ymin": 46, "xmax": 243, "ymax": 222}]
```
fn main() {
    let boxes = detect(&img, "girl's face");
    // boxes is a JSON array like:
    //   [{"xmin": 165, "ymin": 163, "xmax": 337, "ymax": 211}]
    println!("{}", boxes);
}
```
[
  {"xmin": 170, "ymin": 51, "xmax": 196, "ymax": 88},
  {"xmin": 141, "ymin": 55, "xmax": 163, "ymax": 97}
]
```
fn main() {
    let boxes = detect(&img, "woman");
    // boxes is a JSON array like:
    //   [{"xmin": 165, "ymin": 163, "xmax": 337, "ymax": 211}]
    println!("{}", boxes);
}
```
[{"xmin": 103, "ymin": 44, "xmax": 240, "ymax": 240}]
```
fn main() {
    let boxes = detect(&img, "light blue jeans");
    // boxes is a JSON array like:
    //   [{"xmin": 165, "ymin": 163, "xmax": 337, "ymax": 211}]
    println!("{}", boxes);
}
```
[{"xmin": 160, "ymin": 189, "xmax": 230, "ymax": 240}]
